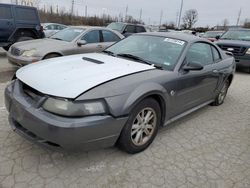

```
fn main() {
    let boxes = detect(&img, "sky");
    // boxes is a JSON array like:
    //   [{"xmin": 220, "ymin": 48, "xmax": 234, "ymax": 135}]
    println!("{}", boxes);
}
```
[{"xmin": 3, "ymin": 0, "xmax": 250, "ymax": 27}]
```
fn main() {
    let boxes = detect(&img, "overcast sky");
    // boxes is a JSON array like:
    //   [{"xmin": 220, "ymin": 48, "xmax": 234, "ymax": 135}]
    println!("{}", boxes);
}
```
[{"xmin": 3, "ymin": 0, "xmax": 250, "ymax": 27}]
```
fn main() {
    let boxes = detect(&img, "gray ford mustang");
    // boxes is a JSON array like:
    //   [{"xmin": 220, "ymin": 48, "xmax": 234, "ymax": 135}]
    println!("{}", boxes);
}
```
[{"xmin": 5, "ymin": 32, "xmax": 235, "ymax": 154}]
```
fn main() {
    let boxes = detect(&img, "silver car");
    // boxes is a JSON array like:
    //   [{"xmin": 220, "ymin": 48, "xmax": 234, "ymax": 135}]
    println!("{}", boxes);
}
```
[
  {"xmin": 42, "ymin": 23, "xmax": 67, "ymax": 37},
  {"xmin": 7, "ymin": 26, "xmax": 124, "ymax": 66}
]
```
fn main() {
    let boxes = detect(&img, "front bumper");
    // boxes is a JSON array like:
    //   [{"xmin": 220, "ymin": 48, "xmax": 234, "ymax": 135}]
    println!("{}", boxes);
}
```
[
  {"xmin": 234, "ymin": 55, "xmax": 250, "ymax": 68},
  {"xmin": 7, "ymin": 51, "xmax": 42, "ymax": 66},
  {"xmin": 4, "ymin": 81, "xmax": 128, "ymax": 151}
]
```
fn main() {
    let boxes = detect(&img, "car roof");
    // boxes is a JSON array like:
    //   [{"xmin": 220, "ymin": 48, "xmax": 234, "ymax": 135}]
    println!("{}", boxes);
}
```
[
  {"xmin": 228, "ymin": 28, "xmax": 250, "ymax": 31},
  {"xmin": 137, "ymin": 32, "xmax": 204, "ymax": 43},
  {"xmin": 42, "ymin": 23, "xmax": 67, "ymax": 26},
  {"xmin": 109, "ymin": 22, "xmax": 145, "ymax": 27}
]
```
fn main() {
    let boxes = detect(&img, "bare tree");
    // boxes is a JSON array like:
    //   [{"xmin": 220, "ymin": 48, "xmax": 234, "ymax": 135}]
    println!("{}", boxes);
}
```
[
  {"xmin": 182, "ymin": 9, "xmax": 198, "ymax": 29},
  {"xmin": 243, "ymin": 19, "xmax": 250, "ymax": 28}
]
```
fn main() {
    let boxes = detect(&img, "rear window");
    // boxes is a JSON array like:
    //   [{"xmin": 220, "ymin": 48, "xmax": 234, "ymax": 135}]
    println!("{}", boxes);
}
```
[
  {"xmin": 15, "ymin": 7, "xmax": 38, "ymax": 22},
  {"xmin": 136, "ymin": 26, "xmax": 146, "ymax": 33},
  {"xmin": 0, "ymin": 6, "xmax": 12, "ymax": 19}
]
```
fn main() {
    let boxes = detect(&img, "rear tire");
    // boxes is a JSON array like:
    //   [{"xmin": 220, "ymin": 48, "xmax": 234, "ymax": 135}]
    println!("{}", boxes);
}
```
[
  {"xmin": 117, "ymin": 98, "xmax": 161, "ymax": 154},
  {"xmin": 211, "ymin": 80, "xmax": 229, "ymax": 106}
]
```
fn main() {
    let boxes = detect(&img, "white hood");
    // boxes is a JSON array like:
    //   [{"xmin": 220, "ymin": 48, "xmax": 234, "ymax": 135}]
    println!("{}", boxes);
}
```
[{"xmin": 17, "ymin": 53, "xmax": 155, "ymax": 98}]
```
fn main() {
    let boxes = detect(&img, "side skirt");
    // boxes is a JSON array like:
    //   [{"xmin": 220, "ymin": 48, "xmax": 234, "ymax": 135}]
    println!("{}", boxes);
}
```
[{"xmin": 164, "ymin": 100, "xmax": 214, "ymax": 126}]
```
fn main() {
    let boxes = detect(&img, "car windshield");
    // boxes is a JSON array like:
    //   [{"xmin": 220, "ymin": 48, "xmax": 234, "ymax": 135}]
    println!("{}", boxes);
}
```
[
  {"xmin": 107, "ymin": 23, "xmax": 125, "ymax": 32},
  {"xmin": 203, "ymin": 31, "xmax": 223, "ymax": 38},
  {"xmin": 105, "ymin": 35, "xmax": 186, "ymax": 71},
  {"xmin": 50, "ymin": 27, "xmax": 85, "ymax": 42},
  {"xmin": 220, "ymin": 30, "xmax": 250, "ymax": 41}
]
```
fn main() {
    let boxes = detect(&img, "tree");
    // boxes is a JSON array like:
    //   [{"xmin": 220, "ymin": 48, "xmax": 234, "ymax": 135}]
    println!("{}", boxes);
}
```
[
  {"xmin": 243, "ymin": 19, "xmax": 250, "ymax": 28},
  {"xmin": 182, "ymin": 9, "xmax": 198, "ymax": 29}
]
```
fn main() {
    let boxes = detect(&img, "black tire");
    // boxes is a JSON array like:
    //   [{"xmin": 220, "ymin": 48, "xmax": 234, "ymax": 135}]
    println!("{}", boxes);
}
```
[
  {"xmin": 3, "ymin": 45, "xmax": 11, "ymax": 51},
  {"xmin": 118, "ymin": 98, "xmax": 161, "ymax": 154},
  {"xmin": 43, "ymin": 54, "xmax": 61, "ymax": 60},
  {"xmin": 2, "ymin": 36, "xmax": 34, "ymax": 51},
  {"xmin": 211, "ymin": 80, "xmax": 230, "ymax": 106}
]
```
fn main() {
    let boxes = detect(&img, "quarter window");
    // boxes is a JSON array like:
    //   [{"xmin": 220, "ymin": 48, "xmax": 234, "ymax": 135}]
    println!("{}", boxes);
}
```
[
  {"xmin": 187, "ymin": 43, "xmax": 213, "ymax": 66},
  {"xmin": 102, "ymin": 30, "xmax": 120, "ymax": 42},
  {"xmin": 82, "ymin": 30, "xmax": 100, "ymax": 43},
  {"xmin": 15, "ymin": 8, "xmax": 37, "ymax": 22},
  {"xmin": 211, "ymin": 46, "xmax": 221, "ymax": 62},
  {"xmin": 0, "ymin": 6, "xmax": 12, "ymax": 19},
  {"xmin": 136, "ymin": 26, "xmax": 146, "ymax": 33}
]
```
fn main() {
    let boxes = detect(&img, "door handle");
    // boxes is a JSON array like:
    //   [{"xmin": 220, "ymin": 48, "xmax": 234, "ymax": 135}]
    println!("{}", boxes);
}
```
[{"xmin": 97, "ymin": 45, "xmax": 103, "ymax": 48}]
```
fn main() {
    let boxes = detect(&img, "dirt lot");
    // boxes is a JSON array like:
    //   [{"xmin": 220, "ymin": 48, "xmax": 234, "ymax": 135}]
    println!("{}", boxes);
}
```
[{"xmin": 0, "ymin": 72, "xmax": 250, "ymax": 188}]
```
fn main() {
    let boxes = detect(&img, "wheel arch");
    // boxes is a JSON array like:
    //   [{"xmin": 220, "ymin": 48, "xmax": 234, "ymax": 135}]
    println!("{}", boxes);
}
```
[
  {"xmin": 227, "ymin": 74, "xmax": 233, "ymax": 86},
  {"xmin": 122, "ymin": 83, "xmax": 170, "ymax": 126},
  {"xmin": 42, "ymin": 52, "xmax": 63, "ymax": 60}
]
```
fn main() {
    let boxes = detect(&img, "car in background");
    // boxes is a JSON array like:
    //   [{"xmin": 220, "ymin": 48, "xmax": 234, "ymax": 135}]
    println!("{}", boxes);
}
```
[
  {"xmin": 0, "ymin": 3, "xmax": 44, "ymax": 51},
  {"xmin": 42, "ymin": 23, "xmax": 67, "ymax": 37},
  {"xmin": 216, "ymin": 28, "xmax": 250, "ymax": 73},
  {"xmin": 7, "ymin": 26, "xmax": 124, "ymax": 66},
  {"xmin": 181, "ymin": 30, "xmax": 197, "ymax": 36},
  {"xmin": 5, "ymin": 32, "xmax": 235, "ymax": 153},
  {"xmin": 203, "ymin": 30, "xmax": 224, "ymax": 42},
  {"xmin": 107, "ymin": 22, "xmax": 146, "ymax": 37}
]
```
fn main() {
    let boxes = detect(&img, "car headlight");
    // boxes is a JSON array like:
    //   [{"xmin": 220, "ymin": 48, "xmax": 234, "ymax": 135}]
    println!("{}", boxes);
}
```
[
  {"xmin": 42, "ymin": 98, "xmax": 107, "ymax": 117},
  {"xmin": 22, "ymin": 49, "xmax": 36, "ymax": 57},
  {"xmin": 246, "ymin": 48, "xmax": 250, "ymax": 55}
]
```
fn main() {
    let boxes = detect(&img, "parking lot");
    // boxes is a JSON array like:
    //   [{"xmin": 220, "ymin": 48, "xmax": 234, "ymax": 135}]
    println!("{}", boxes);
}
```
[{"xmin": 0, "ymin": 50, "xmax": 250, "ymax": 187}]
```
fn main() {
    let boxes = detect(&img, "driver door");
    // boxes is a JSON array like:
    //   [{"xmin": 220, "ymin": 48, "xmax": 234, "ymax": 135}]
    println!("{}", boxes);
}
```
[{"xmin": 171, "ymin": 42, "xmax": 220, "ymax": 116}]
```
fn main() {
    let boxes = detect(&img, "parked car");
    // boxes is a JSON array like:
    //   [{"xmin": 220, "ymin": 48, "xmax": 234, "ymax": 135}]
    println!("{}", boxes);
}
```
[
  {"xmin": 0, "ymin": 3, "xmax": 44, "ymax": 51},
  {"xmin": 203, "ymin": 30, "xmax": 224, "ymax": 42},
  {"xmin": 7, "ymin": 26, "xmax": 124, "ymax": 66},
  {"xmin": 107, "ymin": 22, "xmax": 146, "ymax": 37},
  {"xmin": 216, "ymin": 28, "xmax": 250, "ymax": 72},
  {"xmin": 42, "ymin": 23, "xmax": 67, "ymax": 37},
  {"xmin": 5, "ymin": 32, "xmax": 235, "ymax": 153}
]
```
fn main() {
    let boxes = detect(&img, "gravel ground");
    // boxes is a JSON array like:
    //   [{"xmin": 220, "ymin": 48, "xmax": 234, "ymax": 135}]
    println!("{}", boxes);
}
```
[{"xmin": 0, "ymin": 72, "xmax": 250, "ymax": 188}]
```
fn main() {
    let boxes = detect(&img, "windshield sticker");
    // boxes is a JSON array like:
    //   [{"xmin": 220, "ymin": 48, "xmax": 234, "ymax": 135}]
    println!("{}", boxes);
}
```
[{"xmin": 164, "ymin": 38, "xmax": 185, "ymax": 45}]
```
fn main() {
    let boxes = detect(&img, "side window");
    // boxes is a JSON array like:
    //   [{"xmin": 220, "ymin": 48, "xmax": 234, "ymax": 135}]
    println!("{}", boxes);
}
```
[
  {"xmin": 136, "ymin": 26, "xmax": 146, "ymax": 33},
  {"xmin": 211, "ymin": 46, "xmax": 221, "ymax": 62},
  {"xmin": 125, "ymin": 25, "xmax": 135, "ymax": 33},
  {"xmin": 46, "ymin": 25, "xmax": 53, "ymax": 30},
  {"xmin": 15, "ymin": 8, "xmax": 37, "ymax": 22},
  {"xmin": 186, "ymin": 43, "xmax": 213, "ymax": 66},
  {"xmin": 82, "ymin": 30, "xmax": 100, "ymax": 43},
  {"xmin": 0, "ymin": 6, "xmax": 12, "ymax": 19},
  {"xmin": 102, "ymin": 30, "xmax": 121, "ymax": 42}
]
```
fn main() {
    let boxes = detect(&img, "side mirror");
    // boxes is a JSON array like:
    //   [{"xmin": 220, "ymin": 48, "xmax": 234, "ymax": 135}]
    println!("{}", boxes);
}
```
[
  {"xmin": 215, "ymin": 35, "xmax": 220, "ymax": 40},
  {"xmin": 183, "ymin": 61, "xmax": 204, "ymax": 71},
  {"xmin": 77, "ymin": 40, "xmax": 87, "ymax": 46}
]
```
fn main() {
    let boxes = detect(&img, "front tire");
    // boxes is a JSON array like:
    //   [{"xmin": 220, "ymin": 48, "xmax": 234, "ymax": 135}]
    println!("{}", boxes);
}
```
[
  {"xmin": 211, "ymin": 80, "xmax": 229, "ymax": 106},
  {"xmin": 118, "ymin": 98, "xmax": 161, "ymax": 154}
]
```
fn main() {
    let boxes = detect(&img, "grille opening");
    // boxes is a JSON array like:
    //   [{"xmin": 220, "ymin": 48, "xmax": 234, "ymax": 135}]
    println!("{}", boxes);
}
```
[{"xmin": 22, "ymin": 83, "xmax": 43, "ymax": 100}]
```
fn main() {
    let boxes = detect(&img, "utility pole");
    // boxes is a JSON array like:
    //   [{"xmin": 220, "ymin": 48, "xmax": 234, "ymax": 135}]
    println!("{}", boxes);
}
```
[
  {"xmin": 236, "ymin": 8, "xmax": 242, "ymax": 26},
  {"xmin": 178, "ymin": 0, "xmax": 184, "ymax": 29},
  {"xmin": 139, "ymin": 8, "xmax": 142, "ymax": 23},
  {"xmin": 176, "ymin": 11, "xmax": 179, "ymax": 28},
  {"xmin": 71, "ymin": 0, "xmax": 75, "ymax": 16},
  {"xmin": 159, "ymin": 10, "xmax": 163, "ymax": 27},
  {"xmin": 125, "ymin": 5, "xmax": 128, "ymax": 22},
  {"xmin": 85, "ymin": 5, "xmax": 87, "ymax": 17},
  {"xmin": 15, "ymin": 0, "xmax": 18, "ymax": 5}
]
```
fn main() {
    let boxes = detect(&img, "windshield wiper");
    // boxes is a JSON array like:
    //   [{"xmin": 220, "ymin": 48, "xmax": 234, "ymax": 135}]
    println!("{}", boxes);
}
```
[
  {"xmin": 117, "ymin": 53, "xmax": 163, "ymax": 70},
  {"xmin": 103, "ymin": 50, "xmax": 116, "ymax": 57}
]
